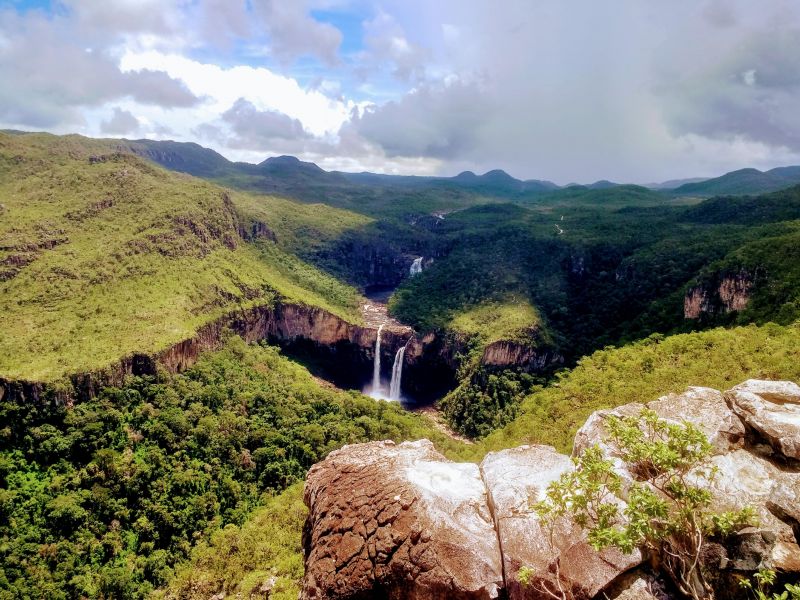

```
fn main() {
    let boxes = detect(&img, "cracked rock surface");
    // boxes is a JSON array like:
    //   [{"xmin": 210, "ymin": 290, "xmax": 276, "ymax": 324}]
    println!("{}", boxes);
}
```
[
  {"xmin": 301, "ymin": 439, "xmax": 503, "ymax": 599},
  {"xmin": 301, "ymin": 381, "xmax": 800, "ymax": 600}
]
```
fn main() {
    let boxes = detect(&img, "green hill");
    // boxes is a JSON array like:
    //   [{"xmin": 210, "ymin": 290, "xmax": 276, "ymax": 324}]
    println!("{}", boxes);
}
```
[
  {"xmin": 0, "ymin": 132, "xmax": 368, "ymax": 382},
  {"xmin": 672, "ymin": 165, "xmax": 800, "ymax": 196}
]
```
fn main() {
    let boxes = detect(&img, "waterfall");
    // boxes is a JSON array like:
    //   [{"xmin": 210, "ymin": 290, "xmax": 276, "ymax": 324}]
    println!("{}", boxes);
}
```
[
  {"xmin": 410, "ymin": 257, "xmax": 423, "ymax": 276},
  {"xmin": 389, "ymin": 344, "xmax": 407, "ymax": 400},
  {"xmin": 372, "ymin": 324, "xmax": 384, "ymax": 394}
]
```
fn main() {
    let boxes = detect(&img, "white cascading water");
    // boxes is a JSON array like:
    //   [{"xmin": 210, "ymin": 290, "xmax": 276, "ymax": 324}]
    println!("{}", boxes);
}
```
[
  {"xmin": 410, "ymin": 257, "xmax": 423, "ymax": 276},
  {"xmin": 389, "ymin": 344, "xmax": 407, "ymax": 400},
  {"xmin": 372, "ymin": 324, "xmax": 384, "ymax": 394}
]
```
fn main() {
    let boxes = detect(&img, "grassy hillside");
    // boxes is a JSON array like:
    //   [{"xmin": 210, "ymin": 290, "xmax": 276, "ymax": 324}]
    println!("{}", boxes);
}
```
[
  {"xmin": 0, "ymin": 133, "xmax": 367, "ymax": 382},
  {"xmin": 448, "ymin": 298, "xmax": 542, "ymax": 345}
]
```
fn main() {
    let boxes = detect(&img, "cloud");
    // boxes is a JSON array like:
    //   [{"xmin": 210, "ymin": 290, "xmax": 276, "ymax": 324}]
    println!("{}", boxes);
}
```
[
  {"xmin": 221, "ymin": 98, "xmax": 310, "ymax": 149},
  {"xmin": 196, "ymin": 0, "xmax": 251, "ymax": 50},
  {"xmin": 119, "ymin": 51, "xmax": 358, "ymax": 137},
  {"xmin": 61, "ymin": 0, "xmax": 178, "ymax": 36},
  {"xmin": 347, "ymin": 79, "xmax": 492, "ymax": 159},
  {"xmin": 100, "ymin": 107, "xmax": 140, "ymax": 134},
  {"xmin": 660, "ymin": 26, "xmax": 800, "ymax": 152},
  {"xmin": 361, "ymin": 11, "xmax": 429, "ymax": 81},
  {"xmin": 335, "ymin": 0, "xmax": 800, "ymax": 181},
  {"xmin": 253, "ymin": 0, "xmax": 342, "ymax": 65},
  {"xmin": 0, "ymin": 8, "xmax": 199, "ymax": 127},
  {"xmin": 702, "ymin": 0, "xmax": 738, "ymax": 28}
]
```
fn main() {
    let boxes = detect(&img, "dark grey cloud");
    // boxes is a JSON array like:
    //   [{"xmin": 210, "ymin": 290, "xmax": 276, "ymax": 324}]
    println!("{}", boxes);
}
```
[
  {"xmin": 348, "ymin": 81, "xmax": 493, "ymax": 160},
  {"xmin": 100, "ymin": 107, "xmax": 140, "ymax": 135},
  {"xmin": 661, "ymin": 27, "xmax": 800, "ymax": 151},
  {"xmin": 220, "ymin": 98, "xmax": 311, "ymax": 149},
  {"xmin": 0, "ymin": 10, "xmax": 199, "ymax": 127}
]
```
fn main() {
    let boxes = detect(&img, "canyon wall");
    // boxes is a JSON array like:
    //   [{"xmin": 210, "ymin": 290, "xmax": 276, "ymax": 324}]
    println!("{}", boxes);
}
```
[
  {"xmin": 0, "ymin": 301, "xmax": 410, "ymax": 405},
  {"xmin": 684, "ymin": 269, "xmax": 755, "ymax": 319}
]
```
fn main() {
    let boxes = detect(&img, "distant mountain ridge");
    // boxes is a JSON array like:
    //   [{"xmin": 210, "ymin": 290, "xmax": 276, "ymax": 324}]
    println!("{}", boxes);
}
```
[
  {"xmin": 6, "ymin": 130, "xmax": 800, "ymax": 199},
  {"xmin": 126, "ymin": 137, "xmax": 800, "ymax": 198},
  {"xmin": 671, "ymin": 166, "xmax": 800, "ymax": 196}
]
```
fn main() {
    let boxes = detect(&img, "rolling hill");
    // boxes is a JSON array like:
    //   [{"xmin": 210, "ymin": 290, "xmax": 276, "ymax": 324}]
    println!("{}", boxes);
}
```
[{"xmin": 671, "ymin": 165, "xmax": 800, "ymax": 196}]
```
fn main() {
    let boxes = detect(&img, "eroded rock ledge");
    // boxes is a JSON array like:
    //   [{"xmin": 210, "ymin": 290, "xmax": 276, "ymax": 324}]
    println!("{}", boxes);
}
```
[{"xmin": 301, "ymin": 380, "xmax": 800, "ymax": 600}]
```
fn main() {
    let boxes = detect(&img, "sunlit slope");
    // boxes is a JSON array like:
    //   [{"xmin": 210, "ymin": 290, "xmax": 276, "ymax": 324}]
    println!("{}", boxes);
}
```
[{"xmin": 0, "ymin": 133, "xmax": 368, "ymax": 381}]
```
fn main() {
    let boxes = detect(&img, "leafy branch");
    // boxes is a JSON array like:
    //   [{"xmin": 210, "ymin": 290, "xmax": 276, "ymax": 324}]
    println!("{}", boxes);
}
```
[{"xmin": 531, "ymin": 409, "xmax": 755, "ymax": 600}]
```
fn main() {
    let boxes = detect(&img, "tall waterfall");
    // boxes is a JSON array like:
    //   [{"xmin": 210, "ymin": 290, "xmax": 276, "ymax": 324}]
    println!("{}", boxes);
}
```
[
  {"xmin": 372, "ymin": 324, "xmax": 384, "ymax": 394},
  {"xmin": 389, "ymin": 344, "xmax": 407, "ymax": 400},
  {"xmin": 410, "ymin": 257, "xmax": 423, "ymax": 276}
]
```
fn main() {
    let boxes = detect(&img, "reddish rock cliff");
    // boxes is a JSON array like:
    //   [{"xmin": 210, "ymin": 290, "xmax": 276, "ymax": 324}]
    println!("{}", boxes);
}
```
[{"xmin": 684, "ymin": 270, "xmax": 754, "ymax": 319}]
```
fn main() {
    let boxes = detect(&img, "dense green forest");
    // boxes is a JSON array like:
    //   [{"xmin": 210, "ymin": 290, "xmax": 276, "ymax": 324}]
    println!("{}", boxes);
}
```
[{"xmin": 0, "ymin": 337, "xmax": 464, "ymax": 598}]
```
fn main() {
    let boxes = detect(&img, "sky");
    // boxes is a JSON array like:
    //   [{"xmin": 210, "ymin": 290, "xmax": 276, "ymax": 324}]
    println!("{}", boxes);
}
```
[{"xmin": 2, "ymin": 0, "xmax": 800, "ymax": 184}]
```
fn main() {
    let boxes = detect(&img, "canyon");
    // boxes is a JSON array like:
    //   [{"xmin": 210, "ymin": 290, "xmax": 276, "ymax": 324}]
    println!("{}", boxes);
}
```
[{"xmin": 0, "ymin": 294, "xmax": 556, "ymax": 408}]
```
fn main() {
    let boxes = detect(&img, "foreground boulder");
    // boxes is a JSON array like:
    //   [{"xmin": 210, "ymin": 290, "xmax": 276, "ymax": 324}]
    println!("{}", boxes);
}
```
[
  {"xmin": 301, "ymin": 381, "xmax": 800, "ymax": 599},
  {"xmin": 301, "ymin": 440, "xmax": 503, "ymax": 600}
]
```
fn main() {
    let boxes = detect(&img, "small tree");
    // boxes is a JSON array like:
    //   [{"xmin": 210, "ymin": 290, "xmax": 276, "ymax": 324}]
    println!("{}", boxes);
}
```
[
  {"xmin": 532, "ymin": 409, "xmax": 754, "ymax": 600},
  {"xmin": 739, "ymin": 569, "xmax": 800, "ymax": 600}
]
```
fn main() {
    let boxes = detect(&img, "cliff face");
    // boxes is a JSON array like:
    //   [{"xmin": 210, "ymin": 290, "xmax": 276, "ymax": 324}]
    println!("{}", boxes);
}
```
[
  {"xmin": 0, "ymin": 293, "xmax": 555, "ymax": 406},
  {"xmin": 301, "ymin": 380, "xmax": 800, "ymax": 600},
  {"xmin": 684, "ymin": 269, "xmax": 755, "ymax": 319},
  {"xmin": 322, "ymin": 235, "xmax": 421, "ymax": 289},
  {"xmin": 480, "ymin": 340, "xmax": 564, "ymax": 371},
  {"xmin": 0, "ymin": 301, "xmax": 412, "ymax": 405}
]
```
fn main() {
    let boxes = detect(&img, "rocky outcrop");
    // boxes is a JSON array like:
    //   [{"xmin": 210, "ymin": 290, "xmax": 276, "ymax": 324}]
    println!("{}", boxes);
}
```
[
  {"xmin": 302, "ymin": 381, "xmax": 800, "ymax": 599},
  {"xmin": 684, "ymin": 269, "xmax": 754, "ymax": 319},
  {"xmin": 302, "ymin": 440, "xmax": 503, "ymax": 599},
  {"xmin": 727, "ymin": 380, "xmax": 800, "ymax": 461},
  {"xmin": 574, "ymin": 386, "xmax": 745, "ymax": 459},
  {"xmin": 238, "ymin": 219, "xmax": 277, "ymax": 242}
]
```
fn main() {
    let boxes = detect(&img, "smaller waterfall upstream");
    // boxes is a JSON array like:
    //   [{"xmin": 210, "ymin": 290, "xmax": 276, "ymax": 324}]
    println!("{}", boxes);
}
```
[
  {"xmin": 372, "ymin": 324, "xmax": 384, "ymax": 393},
  {"xmin": 410, "ymin": 257, "xmax": 423, "ymax": 276},
  {"xmin": 388, "ymin": 344, "xmax": 407, "ymax": 400}
]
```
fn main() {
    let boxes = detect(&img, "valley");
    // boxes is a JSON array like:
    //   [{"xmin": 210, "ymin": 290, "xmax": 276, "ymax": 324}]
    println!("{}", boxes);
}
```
[{"xmin": 4, "ymin": 131, "xmax": 800, "ymax": 599}]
